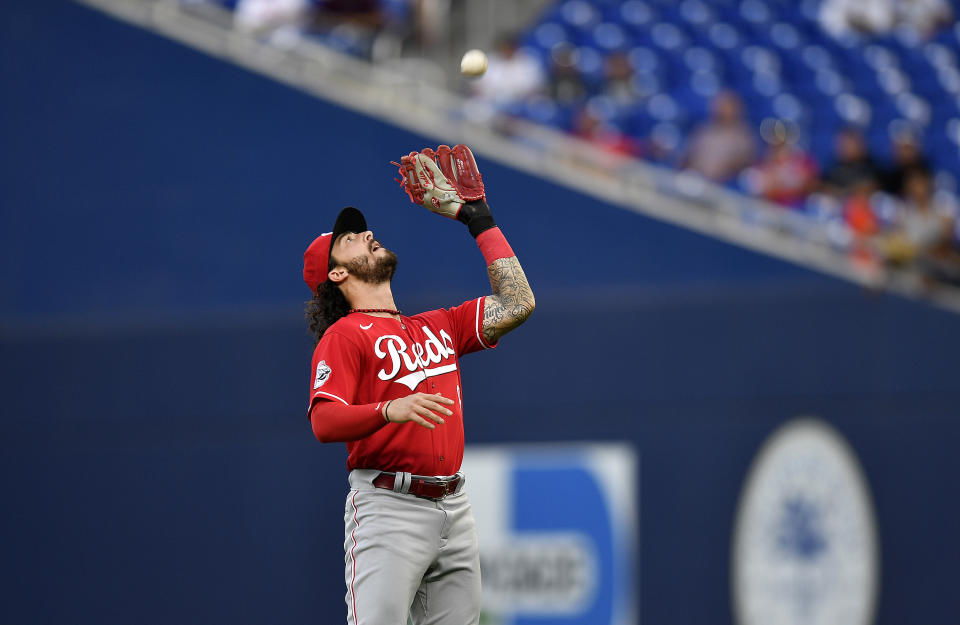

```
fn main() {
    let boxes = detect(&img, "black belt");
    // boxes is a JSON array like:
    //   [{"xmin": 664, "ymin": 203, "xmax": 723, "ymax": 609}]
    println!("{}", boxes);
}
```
[{"xmin": 372, "ymin": 472, "xmax": 462, "ymax": 501}]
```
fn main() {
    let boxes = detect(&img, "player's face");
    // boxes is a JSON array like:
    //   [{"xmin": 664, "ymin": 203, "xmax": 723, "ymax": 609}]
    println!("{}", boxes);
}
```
[
  {"xmin": 335, "ymin": 230, "xmax": 386, "ymax": 263},
  {"xmin": 334, "ymin": 230, "xmax": 397, "ymax": 284}
]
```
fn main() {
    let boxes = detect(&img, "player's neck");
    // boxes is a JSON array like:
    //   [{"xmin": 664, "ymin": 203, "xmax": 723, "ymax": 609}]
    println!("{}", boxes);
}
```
[{"xmin": 345, "ymin": 283, "xmax": 399, "ymax": 316}]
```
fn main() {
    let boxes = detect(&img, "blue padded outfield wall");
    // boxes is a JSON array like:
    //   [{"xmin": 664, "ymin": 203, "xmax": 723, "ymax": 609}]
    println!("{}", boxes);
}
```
[{"xmin": 2, "ymin": 2, "xmax": 959, "ymax": 624}]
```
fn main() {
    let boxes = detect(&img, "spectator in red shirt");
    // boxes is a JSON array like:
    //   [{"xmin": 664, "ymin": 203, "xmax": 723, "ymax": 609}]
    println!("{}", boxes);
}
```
[
  {"xmin": 750, "ymin": 121, "xmax": 819, "ymax": 209},
  {"xmin": 573, "ymin": 107, "xmax": 642, "ymax": 157}
]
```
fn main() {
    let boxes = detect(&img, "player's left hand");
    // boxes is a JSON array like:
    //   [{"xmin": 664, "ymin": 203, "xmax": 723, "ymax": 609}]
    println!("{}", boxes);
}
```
[
  {"xmin": 392, "ymin": 144, "xmax": 486, "ymax": 220},
  {"xmin": 396, "ymin": 150, "xmax": 464, "ymax": 218}
]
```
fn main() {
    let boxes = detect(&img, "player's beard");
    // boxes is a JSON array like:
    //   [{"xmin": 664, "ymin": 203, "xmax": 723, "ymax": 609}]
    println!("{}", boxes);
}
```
[{"xmin": 343, "ymin": 248, "xmax": 398, "ymax": 285}]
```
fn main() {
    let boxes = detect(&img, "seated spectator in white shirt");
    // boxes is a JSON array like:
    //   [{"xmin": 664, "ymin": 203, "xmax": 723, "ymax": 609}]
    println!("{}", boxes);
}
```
[
  {"xmin": 235, "ymin": 0, "xmax": 309, "ymax": 35},
  {"xmin": 880, "ymin": 169, "xmax": 957, "ymax": 269},
  {"xmin": 898, "ymin": 0, "xmax": 953, "ymax": 38},
  {"xmin": 469, "ymin": 35, "xmax": 546, "ymax": 106},
  {"xmin": 819, "ymin": 0, "xmax": 951, "ymax": 39}
]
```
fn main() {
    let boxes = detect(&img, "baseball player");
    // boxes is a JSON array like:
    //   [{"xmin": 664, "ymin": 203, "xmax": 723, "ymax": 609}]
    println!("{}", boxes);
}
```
[{"xmin": 302, "ymin": 144, "xmax": 534, "ymax": 625}]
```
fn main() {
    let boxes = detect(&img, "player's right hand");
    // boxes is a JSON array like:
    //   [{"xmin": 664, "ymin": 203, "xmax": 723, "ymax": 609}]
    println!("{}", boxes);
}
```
[{"xmin": 383, "ymin": 392, "xmax": 454, "ymax": 429}]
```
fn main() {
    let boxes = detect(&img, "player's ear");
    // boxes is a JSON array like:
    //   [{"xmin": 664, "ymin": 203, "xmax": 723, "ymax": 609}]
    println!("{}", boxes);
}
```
[{"xmin": 328, "ymin": 265, "xmax": 348, "ymax": 284}]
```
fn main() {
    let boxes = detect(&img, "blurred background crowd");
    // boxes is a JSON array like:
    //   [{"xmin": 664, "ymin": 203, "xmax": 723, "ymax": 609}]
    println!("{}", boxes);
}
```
[{"xmin": 188, "ymin": 0, "xmax": 960, "ymax": 287}]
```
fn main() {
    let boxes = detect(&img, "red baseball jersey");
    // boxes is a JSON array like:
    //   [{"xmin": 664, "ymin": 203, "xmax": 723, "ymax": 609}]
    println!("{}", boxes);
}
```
[{"xmin": 308, "ymin": 297, "xmax": 496, "ymax": 476}]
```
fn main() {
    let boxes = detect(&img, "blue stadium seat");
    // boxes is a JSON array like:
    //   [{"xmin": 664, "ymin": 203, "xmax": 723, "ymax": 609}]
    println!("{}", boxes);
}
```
[
  {"xmin": 590, "ymin": 22, "xmax": 629, "ymax": 51},
  {"xmin": 532, "ymin": 22, "xmax": 570, "ymax": 49},
  {"xmin": 560, "ymin": 0, "xmax": 601, "ymax": 30},
  {"xmin": 619, "ymin": 0, "xmax": 657, "ymax": 29},
  {"xmin": 514, "ymin": 0, "xmax": 960, "ymax": 183}
]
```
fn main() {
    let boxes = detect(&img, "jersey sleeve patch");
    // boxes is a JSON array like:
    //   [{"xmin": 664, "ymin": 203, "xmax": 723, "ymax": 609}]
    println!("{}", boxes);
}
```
[{"xmin": 314, "ymin": 360, "xmax": 332, "ymax": 389}]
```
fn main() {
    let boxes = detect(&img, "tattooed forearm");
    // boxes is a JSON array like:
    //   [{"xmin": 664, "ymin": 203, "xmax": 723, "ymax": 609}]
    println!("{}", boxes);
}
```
[{"xmin": 482, "ymin": 257, "xmax": 535, "ymax": 343}]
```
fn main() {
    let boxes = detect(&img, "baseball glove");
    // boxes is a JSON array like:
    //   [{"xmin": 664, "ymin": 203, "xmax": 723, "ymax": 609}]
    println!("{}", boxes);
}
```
[{"xmin": 393, "ymin": 144, "xmax": 486, "ymax": 220}]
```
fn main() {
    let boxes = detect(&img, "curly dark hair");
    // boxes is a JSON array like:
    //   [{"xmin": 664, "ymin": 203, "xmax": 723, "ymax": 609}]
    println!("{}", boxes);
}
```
[
  {"xmin": 305, "ymin": 279, "xmax": 350, "ymax": 344},
  {"xmin": 305, "ymin": 247, "xmax": 399, "ymax": 344}
]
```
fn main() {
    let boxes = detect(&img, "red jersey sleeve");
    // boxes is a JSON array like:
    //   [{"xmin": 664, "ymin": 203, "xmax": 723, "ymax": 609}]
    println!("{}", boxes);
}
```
[
  {"xmin": 445, "ymin": 296, "xmax": 498, "ymax": 356},
  {"xmin": 307, "ymin": 329, "xmax": 364, "ymax": 411}
]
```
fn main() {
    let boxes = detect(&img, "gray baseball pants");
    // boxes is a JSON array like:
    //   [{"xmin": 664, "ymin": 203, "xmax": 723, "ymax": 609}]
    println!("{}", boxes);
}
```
[{"xmin": 343, "ymin": 469, "xmax": 482, "ymax": 625}]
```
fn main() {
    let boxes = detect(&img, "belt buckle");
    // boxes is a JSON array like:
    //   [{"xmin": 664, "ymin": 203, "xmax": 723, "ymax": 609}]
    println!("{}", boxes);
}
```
[
  {"xmin": 439, "ymin": 475, "xmax": 459, "ymax": 499},
  {"xmin": 420, "ymin": 474, "xmax": 458, "ymax": 501}
]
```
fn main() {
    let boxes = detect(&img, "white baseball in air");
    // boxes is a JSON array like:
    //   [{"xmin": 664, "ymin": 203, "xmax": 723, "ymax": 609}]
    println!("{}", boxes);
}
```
[{"xmin": 460, "ymin": 49, "xmax": 488, "ymax": 77}]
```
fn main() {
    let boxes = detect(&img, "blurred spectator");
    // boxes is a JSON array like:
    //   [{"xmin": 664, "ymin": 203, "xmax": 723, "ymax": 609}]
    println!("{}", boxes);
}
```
[
  {"xmin": 748, "ymin": 120, "xmax": 819, "ymax": 209},
  {"xmin": 603, "ymin": 52, "xmax": 637, "ymax": 104},
  {"xmin": 879, "ymin": 169, "xmax": 957, "ymax": 272},
  {"xmin": 234, "ymin": 0, "xmax": 310, "ymax": 37},
  {"xmin": 469, "ymin": 35, "xmax": 546, "ymax": 106},
  {"xmin": 231, "ymin": 0, "xmax": 421, "ymax": 59},
  {"xmin": 820, "ymin": 127, "xmax": 881, "ymax": 196},
  {"xmin": 819, "ymin": 0, "xmax": 895, "ymax": 37},
  {"xmin": 573, "ymin": 107, "xmax": 641, "ymax": 157},
  {"xmin": 881, "ymin": 131, "xmax": 932, "ymax": 198},
  {"xmin": 844, "ymin": 180, "xmax": 881, "ymax": 237},
  {"xmin": 843, "ymin": 177, "xmax": 884, "ymax": 280},
  {"xmin": 898, "ymin": 0, "xmax": 954, "ymax": 37},
  {"xmin": 683, "ymin": 91, "xmax": 756, "ymax": 183},
  {"xmin": 307, "ymin": 0, "xmax": 386, "ymax": 58},
  {"xmin": 548, "ymin": 44, "xmax": 586, "ymax": 105},
  {"xmin": 316, "ymin": 0, "xmax": 382, "ymax": 19},
  {"xmin": 819, "ymin": 0, "xmax": 952, "ymax": 39}
]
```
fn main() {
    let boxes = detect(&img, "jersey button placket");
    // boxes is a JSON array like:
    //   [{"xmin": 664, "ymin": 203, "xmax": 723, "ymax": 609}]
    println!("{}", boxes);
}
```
[{"xmin": 400, "ymin": 318, "xmax": 442, "ymax": 471}]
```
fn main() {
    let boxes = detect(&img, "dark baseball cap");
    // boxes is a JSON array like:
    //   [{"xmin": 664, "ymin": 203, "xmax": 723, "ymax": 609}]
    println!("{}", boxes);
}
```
[{"xmin": 303, "ymin": 206, "xmax": 367, "ymax": 293}]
